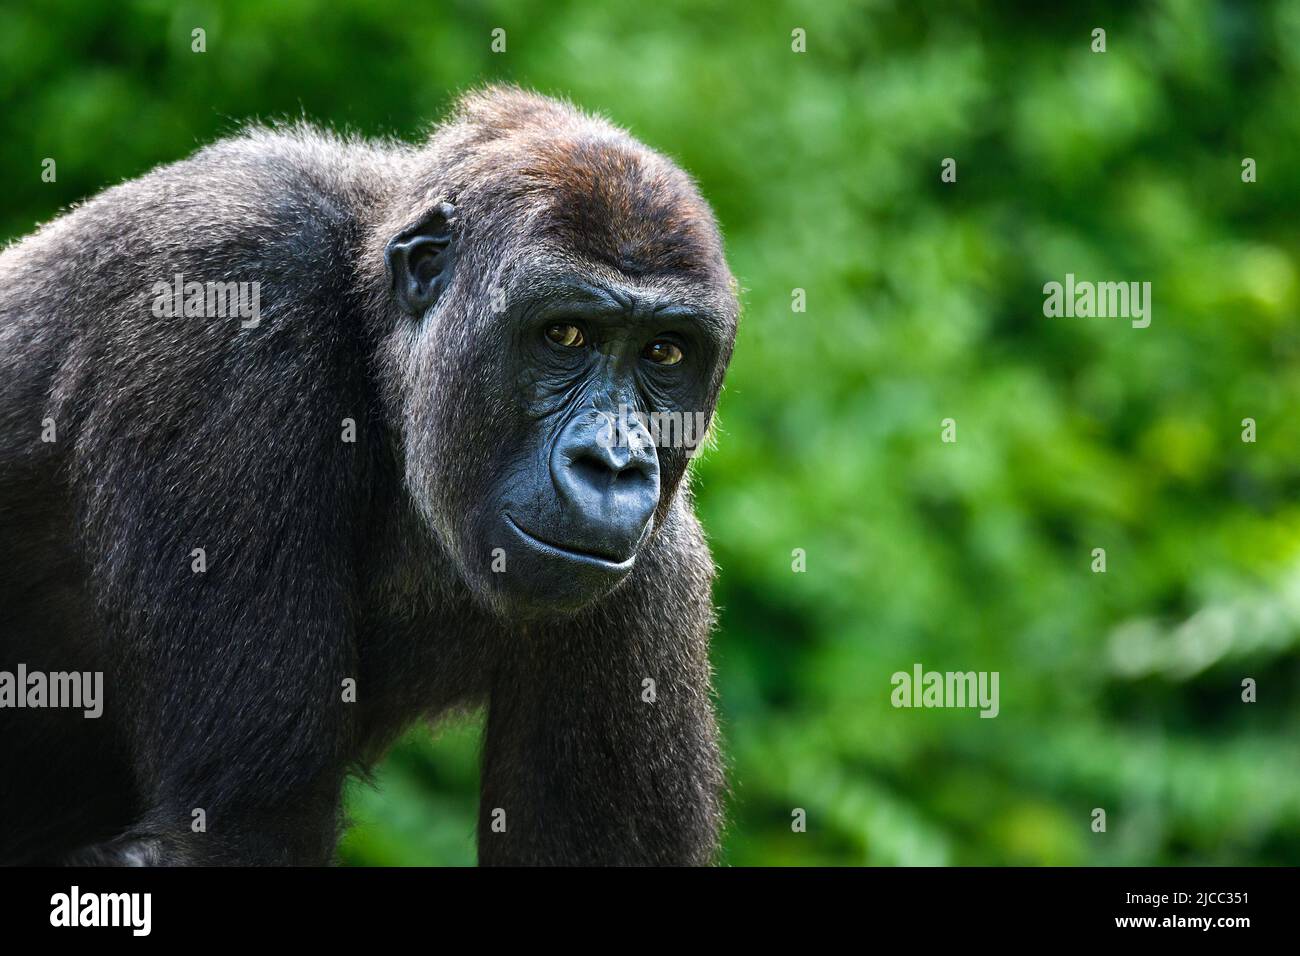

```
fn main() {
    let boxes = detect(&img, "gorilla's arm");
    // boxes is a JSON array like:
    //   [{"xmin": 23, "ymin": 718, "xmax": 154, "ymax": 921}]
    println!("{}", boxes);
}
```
[
  {"xmin": 77, "ymin": 368, "xmax": 367, "ymax": 865},
  {"xmin": 478, "ymin": 502, "xmax": 724, "ymax": 865}
]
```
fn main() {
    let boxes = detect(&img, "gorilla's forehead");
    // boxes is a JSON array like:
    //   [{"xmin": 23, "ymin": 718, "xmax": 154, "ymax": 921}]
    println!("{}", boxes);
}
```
[{"xmin": 483, "ymin": 133, "xmax": 733, "ymax": 294}]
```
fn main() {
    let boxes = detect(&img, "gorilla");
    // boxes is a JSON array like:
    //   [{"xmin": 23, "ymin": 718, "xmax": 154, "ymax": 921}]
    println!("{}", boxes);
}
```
[{"xmin": 0, "ymin": 86, "xmax": 738, "ymax": 865}]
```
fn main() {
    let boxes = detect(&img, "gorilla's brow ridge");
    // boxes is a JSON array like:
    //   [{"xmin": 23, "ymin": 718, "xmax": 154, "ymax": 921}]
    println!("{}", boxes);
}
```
[{"xmin": 522, "ymin": 274, "xmax": 731, "ymax": 341}]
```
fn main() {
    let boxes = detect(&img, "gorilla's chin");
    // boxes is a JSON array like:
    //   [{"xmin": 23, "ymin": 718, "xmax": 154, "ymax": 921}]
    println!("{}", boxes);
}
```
[{"xmin": 481, "ymin": 512, "xmax": 640, "ymax": 617}]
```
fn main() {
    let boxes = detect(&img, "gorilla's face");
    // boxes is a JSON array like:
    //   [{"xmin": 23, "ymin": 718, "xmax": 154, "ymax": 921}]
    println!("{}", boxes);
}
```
[
  {"xmin": 473, "ymin": 273, "xmax": 731, "ymax": 614},
  {"xmin": 382, "ymin": 144, "xmax": 737, "ymax": 617}
]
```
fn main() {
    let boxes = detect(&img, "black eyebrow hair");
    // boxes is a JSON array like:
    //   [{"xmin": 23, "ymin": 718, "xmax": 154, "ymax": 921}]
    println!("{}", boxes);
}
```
[
  {"xmin": 527, "ymin": 276, "xmax": 730, "ymax": 339},
  {"xmin": 650, "ymin": 301, "xmax": 730, "ymax": 340}
]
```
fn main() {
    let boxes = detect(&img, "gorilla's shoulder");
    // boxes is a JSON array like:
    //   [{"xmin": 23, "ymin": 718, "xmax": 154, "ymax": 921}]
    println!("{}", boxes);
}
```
[
  {"xmin": 20, "ymin": 123, "xmax": 405, "ymax": 267},
  {"xmin": 187, "ymin": 122, "xmax": 407, "ymax": 203},
  {"xmin": 142, "ymin": 123, "xmax": 401, "ymax": 242}
]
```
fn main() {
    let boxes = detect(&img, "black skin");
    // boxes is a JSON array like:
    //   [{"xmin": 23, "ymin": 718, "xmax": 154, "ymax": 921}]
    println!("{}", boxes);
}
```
[{"xmin": 0, "ymin": 87, "xmax": 737, "ymax": 865}]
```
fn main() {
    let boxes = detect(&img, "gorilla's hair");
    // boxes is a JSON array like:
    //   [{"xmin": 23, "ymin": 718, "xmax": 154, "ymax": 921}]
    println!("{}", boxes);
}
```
[{"xmin": 0, "ymin": 86, "xmax": 739, "ymax": 865}]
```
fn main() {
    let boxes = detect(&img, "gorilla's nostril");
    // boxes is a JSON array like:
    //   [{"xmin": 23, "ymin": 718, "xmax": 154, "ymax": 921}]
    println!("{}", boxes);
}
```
[
  {"xmin": 574, "ymin": 449, "xmax": 652, "ymax": 485},
  {"xmin": 615, "ymin": 459, "xmax": 653, "ymax": 485},
  {"xmin": 570, "ymin": 453, "xmax": 615, "ymax": 488}
]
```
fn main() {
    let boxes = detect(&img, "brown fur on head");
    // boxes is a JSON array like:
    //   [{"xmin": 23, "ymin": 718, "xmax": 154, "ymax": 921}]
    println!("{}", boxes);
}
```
[{"xmin": 370, "ymin": 86, "xmax": 735, "ymax": 295}]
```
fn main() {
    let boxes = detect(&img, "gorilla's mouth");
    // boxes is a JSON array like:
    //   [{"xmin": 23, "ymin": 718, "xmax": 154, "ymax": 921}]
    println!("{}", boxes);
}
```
[{"xmin": 503, "ymin": 514, "xmax": 637, "ymax": 571}]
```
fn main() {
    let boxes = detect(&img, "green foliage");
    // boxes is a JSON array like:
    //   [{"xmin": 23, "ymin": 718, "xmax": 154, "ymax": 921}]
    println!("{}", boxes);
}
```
[{"xmin": 5, "ymin": 0, "xmax": 1297, "ymax": 865}]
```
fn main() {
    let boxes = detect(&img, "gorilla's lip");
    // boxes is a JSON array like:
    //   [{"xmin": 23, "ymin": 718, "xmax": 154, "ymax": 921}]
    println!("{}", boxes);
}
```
[{"xmin": 503, "ymin": 514, "xmax": 637, "ymax": 571}]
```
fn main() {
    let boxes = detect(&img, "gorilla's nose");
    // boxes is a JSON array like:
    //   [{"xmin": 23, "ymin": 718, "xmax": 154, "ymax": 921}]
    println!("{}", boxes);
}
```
[{"xmin": 552, "ymin": 409, "xmax": 660, "ymax": 556}]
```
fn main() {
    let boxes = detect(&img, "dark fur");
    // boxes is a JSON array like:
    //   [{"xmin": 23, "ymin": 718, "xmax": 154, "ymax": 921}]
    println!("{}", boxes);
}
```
[{"xmin": 0, "ymin": 87, "xmax": 737, "ymax": 865}]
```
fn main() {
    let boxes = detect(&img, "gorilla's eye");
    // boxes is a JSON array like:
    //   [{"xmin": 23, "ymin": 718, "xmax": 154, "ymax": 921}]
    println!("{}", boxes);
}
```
[
  {"xmin": 544, "ymin": 324, "xmax": 586, "ymax": 348},
  {"xmin": 643, "ymin": 339, "xmax": 684, "ymax": 366}
]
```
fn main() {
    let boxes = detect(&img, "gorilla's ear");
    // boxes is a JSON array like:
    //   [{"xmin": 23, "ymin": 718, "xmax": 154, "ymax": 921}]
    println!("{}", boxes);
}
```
[{"xmin": 385, "ymin": 201, "xmax": 456, "ymax": 315}]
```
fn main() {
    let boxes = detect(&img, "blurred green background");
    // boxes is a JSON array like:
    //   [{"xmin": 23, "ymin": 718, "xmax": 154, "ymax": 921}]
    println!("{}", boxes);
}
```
[{"xmin": 3, "ymin": 0, "xmax": 1298, "ymax": 865}]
